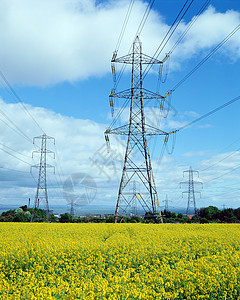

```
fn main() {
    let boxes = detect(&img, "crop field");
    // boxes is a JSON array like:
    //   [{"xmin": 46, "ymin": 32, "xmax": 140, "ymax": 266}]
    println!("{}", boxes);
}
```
[{"xmin": 0, "ymin": 223, "xmax": 239, "ymax": 299}]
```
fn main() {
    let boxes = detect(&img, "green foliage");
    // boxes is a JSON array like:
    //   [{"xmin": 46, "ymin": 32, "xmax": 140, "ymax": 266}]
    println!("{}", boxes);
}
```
[
  {"xmin": 234, "ymin": 208, "xmax": 240, "ymax": 220},
  {"xmin": 49, "ymin": 214, "xmax": 58, "ymax": 222},
  {"xmin": 20, "ymin": 205, "xmax": 28, "ymax": 211},
  {"xmin": 0, "ymin": 205, "xmax": 240, "ymax": 223},
  {"xmin": 104, "ymin": 215, "xmax": 115, "ymax": 223},
  {"xmin": 29, "ymin": 208, "xmax": 47, "ymax": 222},
  {"xmin": 14, "ymin": 207, "xmax": 23, "ymax": 216},
  {"xmin": 59, "ymin": 213, "xmax": 72, "ymax": 223},
  {"xmin": 220, "ymin": 208, "xmax": 237, "ymax": 223},
  {"xmin": 199, "ymin": 206, "xmax": 220, "ymax": 220},
  {"xmin": 200, "ymin": 217, "xmax": 210, "ymax": 224}
]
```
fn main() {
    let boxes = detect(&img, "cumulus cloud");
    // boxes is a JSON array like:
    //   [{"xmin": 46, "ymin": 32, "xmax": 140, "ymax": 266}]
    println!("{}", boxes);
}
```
[
  {"xmin": 0, "ymin": 97, "xmax": 125, "ymax": 207},
  {"xmin": 0, "ymin": 97, "xmax": 238, "ymax": 209},
  {"xmin": 0, "ymin": 1, "xmax": 239, "ymax": 86}
]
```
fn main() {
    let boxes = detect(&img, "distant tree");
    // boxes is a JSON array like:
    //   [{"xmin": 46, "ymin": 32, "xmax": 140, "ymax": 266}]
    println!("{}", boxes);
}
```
[
  {"xmin": 144, "ymin": 212, "xmax": 157, "ymax": 223},
  {"xmin": 13, "ymin": 214, "xmax": 26, "ymax": 222},
  {"xmin": 59, "ymin": 213, "xmax": 72, "ymax": 223},
  {"xmin": 177, "ymin": 213, "xmax": 184, "ymax": 219},
  {"xmin": 20, "ymin": 205, "xmax": 28, "ymax": 211},
  {"xmin": 233, "ymin": 208, "xmax": 240, "ymax": 220},
  {"xmin": 200, "ymin": 217, "xmax": 209, "ymax": 224},
  {"xmin": 14, "ymin": 207, "xmax": 23, "ymax": 216},
  {"xmin": 199, "ymin": 206, "xmax": 220, "ymax": 220},
  {"xmin": 163, "ymin": 210, "xmax": 177, "ymax": 219},
  {"xmin": 129, "ymin": 215, "xmax": 142, "ymax": 223},
  {"xmin": 24, "ymin": 211, "xmax": 31, "ymax": 221},
  {"xmin": 220, "ymin": 208, "xmax": 237, "ymax": 223},
  {"xmin": 105, "ymin": 215, "xmax": 115, "ymax": 223},
  {"xmin": 28, "ymin": 208, "xmax": 46, "ymax": 222},
  {"xmin": 1, "ymin": 209, "xmax": 14, "ymax": 217},
  {"xmin": 49, "ymin": 214, "xmax": 59, "ymax": 222}
]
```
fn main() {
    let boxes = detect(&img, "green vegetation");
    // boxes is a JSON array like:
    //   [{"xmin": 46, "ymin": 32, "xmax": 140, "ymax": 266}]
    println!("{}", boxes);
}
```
[{"xmin": 0, "ymin": 205, "xmax": 239, "ymax": 223}]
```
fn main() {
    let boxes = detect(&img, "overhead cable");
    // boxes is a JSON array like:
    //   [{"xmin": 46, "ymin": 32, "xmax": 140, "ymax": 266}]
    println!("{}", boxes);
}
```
[
  {"xmin": 0, "ymin": 142, "xmax": 31, "ymax": 159},
  {"xmin": 0, "ymin": 148, "xmax": 31, "ymax": 166},
  {"xmin": 201, "ymin": 148, "xmax": 240, "ymax": 172},
  {"xmin": 0, "ymin": 166, "xmax": 29, "ymax": 173},
  {"xmin": 205, "ymin": 164, "xmax": 240, "ymax": 184},
  {"xmin": 0, "ymin": 70, "xmax": 45, "ymax": 134},
  {"xmin": 175, "ymin": 95, "xmax": 240, "ymax": 132},
  {"xmin": 114, "ymin": 0, "xmax": 156, "ymax": 90},
  {"xmin": 0, "ymin": 108, "xmax": 33, "ymax": 143},
  {"xmin": 171, "ymin": 23, "xmax": 240, "ymax": 93},
  {"xmin": 143, "ymin": 0, "xmax": 195, "ymax": 79},
  {"xmin": 169, "ymin": 0, "xmax": 211, "ymax": 54},
  {"xmin": 114, "ymin": 0, "xmax": 135, "ymax": 53}
]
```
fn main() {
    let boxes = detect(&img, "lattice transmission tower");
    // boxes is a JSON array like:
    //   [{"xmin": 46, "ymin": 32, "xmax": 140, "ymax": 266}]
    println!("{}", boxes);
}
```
[
  {"xmin": 105, "ymin": 36, "xmax": 174, "ymax": 223},
  {"xmin": 163, "ymin": 194, "xmax": 172, "ymax": 211},
  {"xmin": 31, "ymin": 134, "xmax": 55, "ymax": 221},
  {"xmin": 180, "ymin": 166, "xmax": 203, "ymax": 216}
]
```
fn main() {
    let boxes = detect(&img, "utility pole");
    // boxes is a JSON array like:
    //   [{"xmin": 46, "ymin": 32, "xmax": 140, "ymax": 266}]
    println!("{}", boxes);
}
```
[
  {"xmin": 31, "ymin": 134, "xmax": 55, "ymax": 221},
  {"xmin": 180, "ymin": 166, "xmax": 203, "ymax": 216},
  {"xmin": 105, "ymin": 36, "xmax": 173, "ymax": 223}
]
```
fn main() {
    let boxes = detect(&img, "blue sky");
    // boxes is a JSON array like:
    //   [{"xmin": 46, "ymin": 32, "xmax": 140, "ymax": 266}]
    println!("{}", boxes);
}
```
[{"xmin": 0, "ymin": 0, "xmax": 239, "ymax": 213}]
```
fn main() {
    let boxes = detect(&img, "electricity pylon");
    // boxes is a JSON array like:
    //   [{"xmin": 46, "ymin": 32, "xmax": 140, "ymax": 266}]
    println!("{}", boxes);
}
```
[
  {"xmin": 180, "ymin": 166, "xmax": 203, "ymax": 216},
  {"xmin": 31, "ymin": 134, "xmax": 55, "ymax": 221},
  {"xmin": 105, "ymin": 36, "xmax": 174, "ymax": 223},
  {"xmin": 162, "ymin": 194, "xmax": 172, "ymax": 211}
]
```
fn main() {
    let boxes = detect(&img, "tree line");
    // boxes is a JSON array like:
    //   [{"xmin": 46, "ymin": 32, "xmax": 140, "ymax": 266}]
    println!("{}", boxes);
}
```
[{"xmin": 0, "ymin": 205, "xmax": 239, "ymax": 223}]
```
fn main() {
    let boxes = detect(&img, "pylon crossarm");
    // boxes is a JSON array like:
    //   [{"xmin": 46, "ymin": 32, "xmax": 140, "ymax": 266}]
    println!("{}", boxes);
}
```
[
  {"xmin": 107, "ymin": 124, "xmax": 129, "ymax": 135},
  {"xmin": 113, "ymin": 53, "xmax": 162, "ymax": 65},
  {"xmin": 193, "ymin": 181, "xmax": 203, "ymax": 187},
  {"xmin": 108, "ymin": 124, "xmax": 169, "ymax": 136},
  {"xmin": 111, "ymin": 88, "xmax": 164, "ymax": 100},
  {"xmin": 144, "ymin": 124, "xmax": 168, "ymax": 135},
  {"xmin": 180, "ymin": 181, "xmax": 188, "ymax": 187},
  {"xmin": 33, "ymin": 134, "xmax": 55, "ymax": 144}
]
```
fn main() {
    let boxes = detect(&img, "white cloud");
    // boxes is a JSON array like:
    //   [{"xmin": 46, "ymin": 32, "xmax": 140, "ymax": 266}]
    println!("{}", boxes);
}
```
[
  {"xmin": 171, "ymin": 6, "xmax": 240, "ymax": 64},
  {"xmin": 183, "ymin": 151, "xmax": 208, "ymax": 158},
  {"xmin": 0, "ymin": 97, "xmax": 239, "ymax": 210},
  {"xmin": 0, "ymin": 1, "xmax": 239, "ymax": 86},
  {"xmin": 0, "ymin": 97, "xmax": 124, "ymax": 207}
]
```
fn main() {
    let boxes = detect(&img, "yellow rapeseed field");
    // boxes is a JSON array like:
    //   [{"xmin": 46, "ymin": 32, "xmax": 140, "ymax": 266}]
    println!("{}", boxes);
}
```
[{"xmin": 0, "ymin": 223, "xmax": 239, "ymax": 299}]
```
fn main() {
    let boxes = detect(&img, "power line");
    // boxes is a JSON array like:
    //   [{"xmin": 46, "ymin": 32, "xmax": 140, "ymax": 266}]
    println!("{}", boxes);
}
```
[
  {"xmin": 110, "ymin": 1, "xmax": 196, "ymax": 125},
  {"xmin": 175, "ymin": 95, "xmax": 240, "ymax": 132},
  {"xmin": 153, "ymin": 0, "xmax": 193, "ymax": 58},
  {"xmin": 0, "ymin": 148, "xmax": 31, "ymax": 166},
  {"xmin": 114, "ymin": 0, "xmax": 135, "ymax": 53},
  {"xmin": 0, "ymin": 166, "xmax": 29, "ymax": 173},
  {"xmin": 143, "ymin": 0, "xmax": 196, "ymax": 79},
  {"xmin": 113, "ymin": 0, "xmax": 158, "ymax": 91},
  {"xmin": 201, "ymin": 148, "xmax": 240, "ymax": 172},
  {"xmin": 0, "ymin": 142, "xmax": 31, "ymax": 159},
  {"xmin": 205, "ymin": 164, "xmax": 240, "ymax": 184},
  {"xmin": 134, "ymin": 0, "xmax": 156, "ymax": 37},
  {"xmin": 170, "ymin": 23, "xmax": 240, "ymax": 93},
  {"xmin": 0, "ymin": 108, "xmax": 33, "ymax": 143},
  {"xmin": 0, "ymin": 70, "xmax": 45, "ymax": 134},
  {"xmin": 169, "ymin": 0, "xmax": 211, "ymax": 54}
]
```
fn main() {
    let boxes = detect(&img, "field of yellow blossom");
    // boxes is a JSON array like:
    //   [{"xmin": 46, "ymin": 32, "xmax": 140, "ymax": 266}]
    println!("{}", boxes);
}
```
[{"xmin": 0, "ymin": 223, "xmax": 239, "ymax": 299}]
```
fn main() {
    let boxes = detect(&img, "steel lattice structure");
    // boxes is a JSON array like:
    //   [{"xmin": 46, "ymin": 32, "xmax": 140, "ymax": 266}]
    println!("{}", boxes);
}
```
[
  {"xmin": 180, "ymin": 166, "xmax": 203, "ymax": 216},
  {"xmin": 31, "ymin": 134, "xmax": 55, "ymax": 221},
  {"xmin": 106, "ymin": 36, "xmax": 173, "ymax": 223}
]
